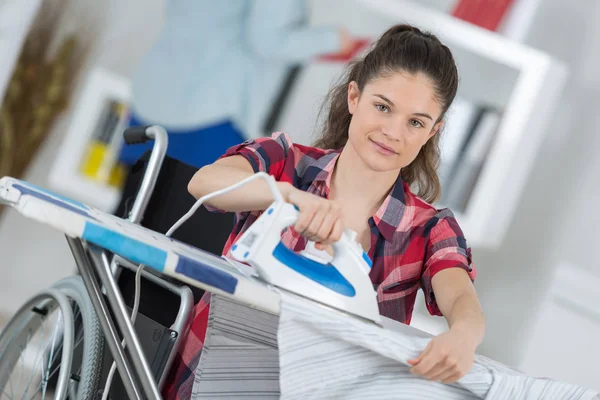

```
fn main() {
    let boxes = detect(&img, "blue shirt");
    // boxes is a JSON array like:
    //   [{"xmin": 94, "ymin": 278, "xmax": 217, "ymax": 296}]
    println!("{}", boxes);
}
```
[{"xmin": 129, "ymin": 0, "xmax": 340, "ymax": 138}]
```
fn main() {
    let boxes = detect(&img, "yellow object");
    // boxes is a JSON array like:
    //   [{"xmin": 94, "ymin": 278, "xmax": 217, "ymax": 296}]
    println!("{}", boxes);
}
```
[{"xmin": 80, "ymin": 141, "xmax": 126, "ymax": 188}]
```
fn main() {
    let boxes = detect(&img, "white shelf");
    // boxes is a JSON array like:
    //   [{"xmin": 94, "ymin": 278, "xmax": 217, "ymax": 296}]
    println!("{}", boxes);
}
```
[
  {"xmin": 0, "ymin": 0, "xmax": 42, "ymax": 102},
  {"xmin": 281, "ymin": 0, "xmax": 568, "ymax": 249},
  {"xmin": 48, "ymin": 67, "xmax": 131, "ymax": 213},
  {"xmin": 498, "ymin": 0, "xmax": 545, "ymax": 42}
]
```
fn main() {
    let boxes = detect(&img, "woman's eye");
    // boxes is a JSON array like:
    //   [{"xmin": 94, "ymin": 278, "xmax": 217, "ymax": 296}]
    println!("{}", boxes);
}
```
[
  {"xmin": 410, "ymin": 119, "xmax": 424, "ymax": 128},
  {"xmin": 375, "ymin": 104, "xmax": 389, "ymax": 113}
]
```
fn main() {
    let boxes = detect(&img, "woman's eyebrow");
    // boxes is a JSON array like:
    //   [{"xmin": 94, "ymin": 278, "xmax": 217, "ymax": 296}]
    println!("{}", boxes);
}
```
[
  {"xmin": 374, "ymin": 94, "xmax": 394, "ymax": 106},
  {"xmin": 374, "ymin": 94, "xmax": 433, "ymax": 120}
]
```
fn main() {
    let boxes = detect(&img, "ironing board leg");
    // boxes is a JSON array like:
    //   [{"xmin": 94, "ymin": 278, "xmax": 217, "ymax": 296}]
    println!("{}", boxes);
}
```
[
  {"xmin": 86, "ymin": 243, "xmax": 163, "ymax": 400},
  {"xmin": 66, "ymin": 236, "xmax": 144, "ymax": 400}
]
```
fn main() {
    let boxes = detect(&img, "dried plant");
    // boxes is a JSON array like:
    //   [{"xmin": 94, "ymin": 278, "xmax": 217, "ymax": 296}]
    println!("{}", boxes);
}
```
[{"xmin": 0, "ymin": 0, "xmax": 94, "ymax": 216}]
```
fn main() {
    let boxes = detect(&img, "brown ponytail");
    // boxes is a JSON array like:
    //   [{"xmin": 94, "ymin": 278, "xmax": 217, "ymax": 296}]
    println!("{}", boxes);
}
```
[{"xmin": 313, "ymin": 24, "xmax": 458, "ymax": 203}]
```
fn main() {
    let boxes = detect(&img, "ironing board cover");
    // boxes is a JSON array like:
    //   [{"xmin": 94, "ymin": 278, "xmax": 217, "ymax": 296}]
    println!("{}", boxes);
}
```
[{"xmin": 0, "ymin": 176, "xmax": 280, "ymax": 313}]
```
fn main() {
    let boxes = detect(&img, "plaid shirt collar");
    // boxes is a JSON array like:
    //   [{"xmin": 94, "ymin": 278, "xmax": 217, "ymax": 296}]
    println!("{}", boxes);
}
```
[{"xmin": 299, "ymin": 149, "xmax": 407, "ymax": 242}]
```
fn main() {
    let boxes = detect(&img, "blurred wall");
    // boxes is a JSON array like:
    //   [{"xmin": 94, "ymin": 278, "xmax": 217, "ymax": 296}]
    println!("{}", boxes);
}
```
[{"xmin": 500, "ymin": 0, "xmax": 600, "ymax": 390}]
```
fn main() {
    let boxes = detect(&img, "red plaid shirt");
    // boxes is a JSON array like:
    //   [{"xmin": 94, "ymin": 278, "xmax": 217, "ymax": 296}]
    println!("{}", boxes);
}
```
[{"xmin": 163, "ymin": 132, "xmax": 476, "ymax": 398}]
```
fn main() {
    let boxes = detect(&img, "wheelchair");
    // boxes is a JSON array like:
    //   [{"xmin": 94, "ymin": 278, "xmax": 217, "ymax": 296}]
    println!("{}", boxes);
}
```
[{"xmin": 0, "ymin": 125, "xmax": 234, "ymax": 399}]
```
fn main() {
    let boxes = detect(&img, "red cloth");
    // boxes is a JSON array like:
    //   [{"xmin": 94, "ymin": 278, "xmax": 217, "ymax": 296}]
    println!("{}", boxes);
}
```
[
  {"xmin": 452, "ymin": 0, "xmax": 516, "ymax": 32},
  {"xmin": 318, "ymin": 38, "xmax": 370, "ymax": 62}
]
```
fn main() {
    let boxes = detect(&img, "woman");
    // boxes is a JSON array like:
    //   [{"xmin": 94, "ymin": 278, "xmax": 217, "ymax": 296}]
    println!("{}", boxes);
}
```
[
  {"xmin": 119, "ymin": 0, "xmax": 358, "ymax": 169},
  {"xmin": 166, "ymin": 23, "xmax": 485, "ymax": 398}
]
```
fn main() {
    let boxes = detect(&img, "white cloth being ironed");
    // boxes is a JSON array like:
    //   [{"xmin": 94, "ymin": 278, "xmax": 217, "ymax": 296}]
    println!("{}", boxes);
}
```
[{"xmin": 277, "ymin": 291, "xmax": 600, "ymax": 400}]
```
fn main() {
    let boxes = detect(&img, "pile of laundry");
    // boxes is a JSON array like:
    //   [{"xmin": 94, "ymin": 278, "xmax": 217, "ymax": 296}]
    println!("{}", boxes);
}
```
[{"xmin": 193, "ymin": 294, "xmax": 599, "ymax": 400}]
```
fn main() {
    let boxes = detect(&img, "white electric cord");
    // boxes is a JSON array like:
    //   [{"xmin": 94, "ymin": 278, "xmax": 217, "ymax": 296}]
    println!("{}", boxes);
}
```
[
  {"xmin": 102, "ymin": 263, "xmax": 145, "ymax": 400},
  {"xmin": 166, "ymin": 172, "xmax": 281, "ymax": 237},
  {"xmin": 101, "ymin": 172, "xmax": 279, "ymax": 399}
]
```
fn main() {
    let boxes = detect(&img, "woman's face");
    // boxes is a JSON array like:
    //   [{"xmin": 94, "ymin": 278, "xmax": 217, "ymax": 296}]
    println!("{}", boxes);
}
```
[{"xmin": 346, "ymin": 71, "xmax": 443, "ymax": 173}]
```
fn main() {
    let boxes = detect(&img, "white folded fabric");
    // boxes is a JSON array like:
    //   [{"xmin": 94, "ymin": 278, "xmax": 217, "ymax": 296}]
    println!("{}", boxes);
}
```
[
  {"xmin": 191, "ymin": 293, "xmax": 599, "ymax": 399},
  {"xmin": 277, "ymin": 292, "xmax": 599, "ymax": 400}
]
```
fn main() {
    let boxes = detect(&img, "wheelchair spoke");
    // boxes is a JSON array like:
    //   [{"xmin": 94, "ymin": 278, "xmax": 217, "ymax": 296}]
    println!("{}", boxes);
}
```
[
  {"xmin": 22, "ymin": 313, "xmax": 53, "ymax": 400},
  {"xmin": 0, "ymin": 388, "xmax": 15, "ymax": 400},
  {"xmin": 15, "ymin": 334, "xmax": 31, "ymax": 399},
  {"xmin": 41, "ymin": 317, "xmax": 62, "ymax": 399},
  {"xmin": 1, "ymin": 276, "xmax": 109, "ymax": 400},
  {"xmin": 0, "ymin": 306, "xmax": 67, "ymax": 400},
  {"xmin": 0, "ymin": 375, "xmax": 16, "ymax": 399}
]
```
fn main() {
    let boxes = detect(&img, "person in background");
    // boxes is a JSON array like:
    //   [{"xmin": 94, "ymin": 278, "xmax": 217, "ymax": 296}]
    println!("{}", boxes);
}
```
[{"xmin": 119, "ymin": 0, "xmax": 360, "ymax": 169}]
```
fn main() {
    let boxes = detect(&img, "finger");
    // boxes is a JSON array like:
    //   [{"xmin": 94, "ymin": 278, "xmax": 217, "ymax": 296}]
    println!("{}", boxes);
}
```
[
  {"xmin": 422, "ymin": 362, "xmax": 450, "ymax": 381},
  {"xmin": 304, "ymin": 206, "xmax": 330, "ymax": 241},
  {"xmin": 294, "ymin": 205, "xmax": 317, "ymax": 234},
  {"xmin": 329, "ymin": 218, "xmax": 344, "ymax": 244},
  {"xmin": 408, "ymin": 341, "xmax": 432, "ymax": 365},
  {"xmin": 410, "ymin": 349, "xmax": 440, "ymax": 376},
  {"xmin": 428, "ymin": 363, "xmax": 456, "ymax": 382},
  {"xmin": 315, "ymin": 209, "xmax": 343, "ymax": 249},
  {"xmin": 315, "ymin": 210, "xmax": 338, "ymax": 245},
  {"xmin": 430, "ymin": 356, "xmax": 460, "ymax": 382},
  {"xmin": 414, "ymin": 356, "xmax": 446, "ymax": 378},
  {"xmin": 441, "ymin": 371, "xmax": 463, "ymax": 384}
]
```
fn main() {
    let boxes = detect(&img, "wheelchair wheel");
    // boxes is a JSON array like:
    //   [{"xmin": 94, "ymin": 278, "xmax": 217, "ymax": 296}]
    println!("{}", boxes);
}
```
[
  {"xmin": 0, "ymin": 276, "xmax": 104, "ymax": 399},
  {"xmin": 51, "ymin": 276, "xmax": 105, "ymax": 399},
  {"xmin": 0, "ymin": 288, "xmax": 74, "ymax": 399}
]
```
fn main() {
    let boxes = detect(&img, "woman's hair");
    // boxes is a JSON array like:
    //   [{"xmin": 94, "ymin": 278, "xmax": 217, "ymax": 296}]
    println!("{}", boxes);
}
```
[{"xmin": 313, "ymin": 24, "xmax": 459, "ymax": 203}]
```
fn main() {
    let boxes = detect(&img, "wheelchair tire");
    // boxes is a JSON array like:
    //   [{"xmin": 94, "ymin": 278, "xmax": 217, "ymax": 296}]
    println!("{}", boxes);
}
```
[
  {"xmin": 0, "ymin": 288, "xmax": 75, "ymax": 399},
  {"xmin": 51, "ymin": 275, "xmax": 105, "ymax": 399},
  {"xmin": 0, "ymin": 276, "xmax": 104, "ymax": 399}
]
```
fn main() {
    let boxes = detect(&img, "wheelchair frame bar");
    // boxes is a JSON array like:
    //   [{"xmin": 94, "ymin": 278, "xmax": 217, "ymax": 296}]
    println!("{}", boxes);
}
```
[
  {"xmin": 68, "ymin": 236, "xmax": 163, "ymax": 400},
  {"xmin": 67, "ymin": 236, "xmax": 146, "ymax": 400},
  {"xmin": 113, "ymin": 254, "xmax": 194, "ymax": 389}
]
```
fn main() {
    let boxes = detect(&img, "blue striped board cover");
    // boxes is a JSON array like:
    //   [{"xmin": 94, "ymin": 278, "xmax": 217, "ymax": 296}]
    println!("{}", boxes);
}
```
[{"xmin": 0, "ymin": 176, "xmax": 280, "ymax": 314}]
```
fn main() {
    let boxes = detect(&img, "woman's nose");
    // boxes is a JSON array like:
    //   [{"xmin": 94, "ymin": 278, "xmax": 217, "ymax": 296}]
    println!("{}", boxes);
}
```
[{"xmin": 381, "ymin": 119, "xmax": 405, "ymax": 141}]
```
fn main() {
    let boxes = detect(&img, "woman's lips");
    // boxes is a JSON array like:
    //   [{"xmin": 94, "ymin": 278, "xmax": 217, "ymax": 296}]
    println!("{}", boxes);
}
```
[{"xmin": 370, "ymin": 139, "xmax": 397, "ymax": 156}]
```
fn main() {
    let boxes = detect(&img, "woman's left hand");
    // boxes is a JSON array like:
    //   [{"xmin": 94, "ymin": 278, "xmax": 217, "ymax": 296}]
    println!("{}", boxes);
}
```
[{"xmin": 407, "ymin": 327, "xmax": 477, "ymax": 384}]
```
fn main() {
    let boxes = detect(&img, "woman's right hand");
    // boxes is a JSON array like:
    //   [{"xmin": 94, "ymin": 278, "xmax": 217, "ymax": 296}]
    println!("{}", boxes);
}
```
[{"xmin": 286, "ymin": 188, "xmax": 344, "ymax": 250}]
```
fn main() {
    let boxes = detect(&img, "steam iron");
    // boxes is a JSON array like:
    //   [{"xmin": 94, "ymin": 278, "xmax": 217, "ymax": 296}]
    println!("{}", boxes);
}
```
[{"xmin": 230, "ymin": 193, "xmax": 382, "ymax": 325}]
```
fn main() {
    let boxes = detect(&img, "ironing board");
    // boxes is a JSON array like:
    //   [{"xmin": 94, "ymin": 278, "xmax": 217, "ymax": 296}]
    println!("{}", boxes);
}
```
[
  {"xmin": 0, "ymin": 175, "xmax": 424, "ymax": 394},
  {"xmin": 3, "ymin": 177, "xmax": 599, "ymax": 400},
  {"xmin": 0, "ymin": 175, "xmax": 416, "ymax": 334},
  {"xmin": 0, "ymin": 176, "xmax": 280, "ymax": 315}
]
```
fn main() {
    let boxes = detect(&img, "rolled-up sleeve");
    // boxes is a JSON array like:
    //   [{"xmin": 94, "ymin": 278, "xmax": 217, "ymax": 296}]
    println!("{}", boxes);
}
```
[
  {"xmin": 204, "ymin": 132, "xmax": 294, "ymax": 213},
  {"xmin": 221, "ymin": 131, "xmax": 293, "ymax": 177},
  {"xmin": 420, "ymin": 209, "xmax": 476, "ymax": 316}
]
